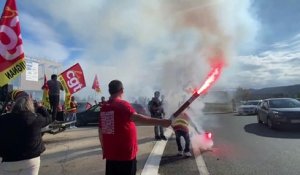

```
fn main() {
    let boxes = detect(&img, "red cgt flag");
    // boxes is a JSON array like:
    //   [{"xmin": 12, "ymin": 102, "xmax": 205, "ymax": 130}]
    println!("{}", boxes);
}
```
[
  {"xmin": 42, "ymin": 74, "xmax": 48, "ymax": 90},
  {"xmin": 58, "ymin": 63, "xmax": 86, "ymax": 95},
  {"xmin": 92, "ymin": 74, "xmax": 101, "ymax": 93},
  {"xmin": 0, "ymin": 0, "xmax": 26, "ymax": 87}
]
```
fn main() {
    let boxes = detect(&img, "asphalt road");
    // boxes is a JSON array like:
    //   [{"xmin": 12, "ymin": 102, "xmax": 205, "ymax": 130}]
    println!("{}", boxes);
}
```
[
  {"xmin": 159, "ymin": 113, "xmax": 300, "ymax": 175},
  {"xmin": 40, "ymin": 126, "xmax": 156, "ymax": 175},
  {"xmin": 37, "ymin": 113, "xmax": 300, "ymax": 175}
]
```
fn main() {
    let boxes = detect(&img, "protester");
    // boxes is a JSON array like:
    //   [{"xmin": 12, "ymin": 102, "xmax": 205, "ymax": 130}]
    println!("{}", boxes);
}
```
[
  {"xmin": 0, "ymin": 90, "xmax": 51, "ymax": 175},
  {"xmin": 66, "ymin": 95, "xmax": 78, "ymax": 128},
  {"xmin": 98, "ymin": 80, "xmax": 171, "ymax": 175},
  {"xmin": 148, "ymin": 91, "xmax": 167, "ymax": 140},
  {"xmin": 45, "ymin": 74, "xmax": 64, "ymax": 122},
  {"xmin": 99, "ymin": 96, "xmax": 106, "ymax": 107},
  {"xmin": 4, "ymin": 101, "xmax": 13, "ymax": 113},
  {"xmin": 172, "ymin": 111, "xmax": 192, "ymax": 157}
]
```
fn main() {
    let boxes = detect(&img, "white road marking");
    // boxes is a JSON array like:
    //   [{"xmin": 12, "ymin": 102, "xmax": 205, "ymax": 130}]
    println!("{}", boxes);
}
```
[
  {"xmin": 195, "ymin": 154, "xmax": 210, "ymax": 175},
  {"xmin": 141, "ymin": 128, "xmax": 173, "ymax": 175},
  {"xmin": 142, "ymin": 127, "xmax": 210, "ymax": 175}
]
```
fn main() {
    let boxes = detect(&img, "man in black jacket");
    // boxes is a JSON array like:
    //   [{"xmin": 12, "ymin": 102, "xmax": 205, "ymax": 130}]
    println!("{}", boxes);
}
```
[
  {"xmin": 148, "ymin": 91, "xmax": 167, "ymax": 140},
  {"xmin": 45, "ymin": 74, "xmax": 64, "ymax": 122}
]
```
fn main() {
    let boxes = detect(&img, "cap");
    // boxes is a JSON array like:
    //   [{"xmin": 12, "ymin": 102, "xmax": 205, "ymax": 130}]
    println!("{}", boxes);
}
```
[{"xmin": 108, "ymin": 80, "xmax": 124, "ymax": 95}]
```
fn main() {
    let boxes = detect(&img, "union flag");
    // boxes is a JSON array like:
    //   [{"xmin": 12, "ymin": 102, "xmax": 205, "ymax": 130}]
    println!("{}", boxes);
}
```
[
  {"xmin": 41, "ymin": 74, "xmax": 50, "ymax": 110},
  {"xmin": 58, "ymin": 63, "xmax": 86, "ymax": 95},
  {"xmin": 0, "ymin": 0, "xmax": 26, "ymax": 87},
  {"xmin": 92, "ymin": 74, "xmax": 101, "ymax": 93}
]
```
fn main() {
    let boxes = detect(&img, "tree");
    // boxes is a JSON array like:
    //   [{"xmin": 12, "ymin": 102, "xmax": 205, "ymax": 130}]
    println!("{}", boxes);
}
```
[{"xmin": 235, "ymin": 87, "xmax": 251, "ymax": 101}]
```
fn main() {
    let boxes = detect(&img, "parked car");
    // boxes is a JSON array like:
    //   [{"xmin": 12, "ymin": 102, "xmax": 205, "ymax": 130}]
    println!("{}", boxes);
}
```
[
  {"xmin": 237, "ymin": 100, "xmax": 262, "ymax": 115},
  {"xmin": 257, "ymin": 98, "xmax": 300, "ymax": 129},
  {"xmin": 76, "ymin": 102, "xmax": 91, "ymax": 113},
  {"xmin": 76, "ymin": 103, "xmax": 147, "ymax": 126}
]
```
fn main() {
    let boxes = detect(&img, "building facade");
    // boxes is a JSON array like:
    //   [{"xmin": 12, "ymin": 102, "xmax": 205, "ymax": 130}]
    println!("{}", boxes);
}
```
[{"xmin": 11, "ymin": 56, "xmax": 62, "ymax": 100}]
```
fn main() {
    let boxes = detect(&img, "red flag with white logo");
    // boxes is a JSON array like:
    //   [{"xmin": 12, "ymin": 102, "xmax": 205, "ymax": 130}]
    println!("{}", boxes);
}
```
[
  {"xmin": 0, "ymin": 0, "xmax": 26, "ymax": 87},
  {"xmin": 58, "ymin": 63, "xmax": 86, "ymax": 95}
]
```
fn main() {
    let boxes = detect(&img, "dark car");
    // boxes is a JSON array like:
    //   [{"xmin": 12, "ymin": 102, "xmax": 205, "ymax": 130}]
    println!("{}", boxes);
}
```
[
  {"xmin": 257, "ymin": 98, "xmax": 300, "ymax": 129},
  {"xmin": 76, "ymin": 103, "xmax": 147, "ymax": 127},
  {"xmin": 76, "ymin": 102, "xmax": 91, "ymax": 113}
]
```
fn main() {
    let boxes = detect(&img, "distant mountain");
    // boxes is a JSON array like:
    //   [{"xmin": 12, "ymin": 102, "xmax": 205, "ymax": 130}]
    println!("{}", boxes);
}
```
[{"xmin": 249, "ymin": 84, "xmax": 300, "ymax": 98}]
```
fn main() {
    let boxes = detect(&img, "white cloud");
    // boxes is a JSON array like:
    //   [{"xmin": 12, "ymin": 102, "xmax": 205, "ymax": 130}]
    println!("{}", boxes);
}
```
[
  {"xmin": 20, "ymin": 13, "xmax": 70, "ymax": 61},
  {"xmin": 232, "ymin": 33, "xmax": 300, "ymax": 89}
]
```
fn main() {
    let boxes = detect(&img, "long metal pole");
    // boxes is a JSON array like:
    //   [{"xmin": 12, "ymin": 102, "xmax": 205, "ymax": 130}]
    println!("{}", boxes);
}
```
[{"xmin": 171, "ymin": 92, "xmax": 201, "ymax": 119}]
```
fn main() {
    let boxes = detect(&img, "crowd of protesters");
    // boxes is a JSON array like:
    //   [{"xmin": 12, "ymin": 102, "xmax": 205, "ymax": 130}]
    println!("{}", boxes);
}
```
[{"xmin": 0, "ymin": 77, "xmax": 200, "ymax": 175}]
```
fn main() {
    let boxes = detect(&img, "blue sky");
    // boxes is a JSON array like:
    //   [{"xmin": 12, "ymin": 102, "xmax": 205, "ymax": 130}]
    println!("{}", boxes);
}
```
[
  {"xmin": 254, "ymin": 0, "xmax": 300, "ymax": 45},
  {"xmin": 1, "ymin": 0, "xmax": 300, "ymax": 102}
]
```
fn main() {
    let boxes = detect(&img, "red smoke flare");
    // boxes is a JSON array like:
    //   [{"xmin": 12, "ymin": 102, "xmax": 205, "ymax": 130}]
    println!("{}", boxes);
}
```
[
  {"xmin": 172, "ymin": 62, "xmax": 224, "ymax": 118},
  {"xmin": 196, "ymin": 63, "xmax": 223, "ymax": 95}
]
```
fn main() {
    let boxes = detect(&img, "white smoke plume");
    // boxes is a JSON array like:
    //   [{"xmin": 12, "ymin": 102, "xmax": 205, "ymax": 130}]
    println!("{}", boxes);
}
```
[
  {"xmin": 157, "ymin": 0, "xmax": 259, "ymax": 116},
  {"xmin": 23, "ymin": 0, "xmax": 259, "ymax": 113}
]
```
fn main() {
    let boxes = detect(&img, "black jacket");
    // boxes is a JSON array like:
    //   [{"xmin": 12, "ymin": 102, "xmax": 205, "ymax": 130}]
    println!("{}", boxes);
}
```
[
  {"xmin": 0, "ymin": 107, "xmax": 51, "ymax": 162},
  {"xmin": 148, "ymin": 97, "xmax": 164, "ymax": 117},
  {"xmin": 47, "ymin": 79, "xmax": 63, "ymax": 96}
]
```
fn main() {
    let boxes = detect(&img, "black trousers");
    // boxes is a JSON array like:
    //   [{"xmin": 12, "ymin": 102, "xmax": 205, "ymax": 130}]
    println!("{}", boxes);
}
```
[
  {"xmin": 151, "ymin": 113, "xmax": 165, "ymax": 137},
  {"xmin": 106, "ymin": 158, "xmax": 137, "ymax": 175},
  {"xmin": 175, "ymin": 130, "xmax": 190, "ymax": 152},
  {"xmin": 49, "ymin": 95, "xmax": 60, "ymax": 121}
]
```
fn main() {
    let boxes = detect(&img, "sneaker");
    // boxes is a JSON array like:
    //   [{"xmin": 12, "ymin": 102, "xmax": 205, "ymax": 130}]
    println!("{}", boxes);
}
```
[
  {"xmin": 155, "ymin": 136, "xmax": 161, "ymax": 140},
  {"xmin": 184, "ymin": 152, "xmax": 192, "ymax": 157},
  {"xmin": 160, "ymin": 135, "xmax": 167, "ymax": 140},
  {"xmin": 177, "ymin": 151, "xmax": 183, "ymax": 156}
]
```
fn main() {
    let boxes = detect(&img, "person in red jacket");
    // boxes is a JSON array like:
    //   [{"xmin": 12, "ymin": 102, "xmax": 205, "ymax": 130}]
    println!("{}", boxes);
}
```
[{"xmin": 98, "ymin": 80, "xmax": 171, "ymax": 175}]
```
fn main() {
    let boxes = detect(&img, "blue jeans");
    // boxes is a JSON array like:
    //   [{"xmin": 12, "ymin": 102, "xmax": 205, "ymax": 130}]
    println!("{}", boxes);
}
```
[
  {"xmin": 67, "ymin": 113, "xmax": 76, "ymax": 127},
  {"xmin": 151, "ymin": 113, "xmax": 165, "ymax": 137}
]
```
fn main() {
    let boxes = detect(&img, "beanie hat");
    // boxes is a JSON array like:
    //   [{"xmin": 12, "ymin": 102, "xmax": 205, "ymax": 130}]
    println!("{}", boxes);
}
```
[{"xmin": 9, "ymin": 90, "xmax": 29, "ymax": 101}]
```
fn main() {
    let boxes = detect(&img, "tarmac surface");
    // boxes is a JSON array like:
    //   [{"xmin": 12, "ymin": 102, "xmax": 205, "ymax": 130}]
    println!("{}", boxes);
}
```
[
  {"xmin": 40, "ymin": 125, "xmax": 156, "ymax": 175},
  {"xmin": 4, "ymin": 112, "xmax": 300, "ymax": 175}
]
